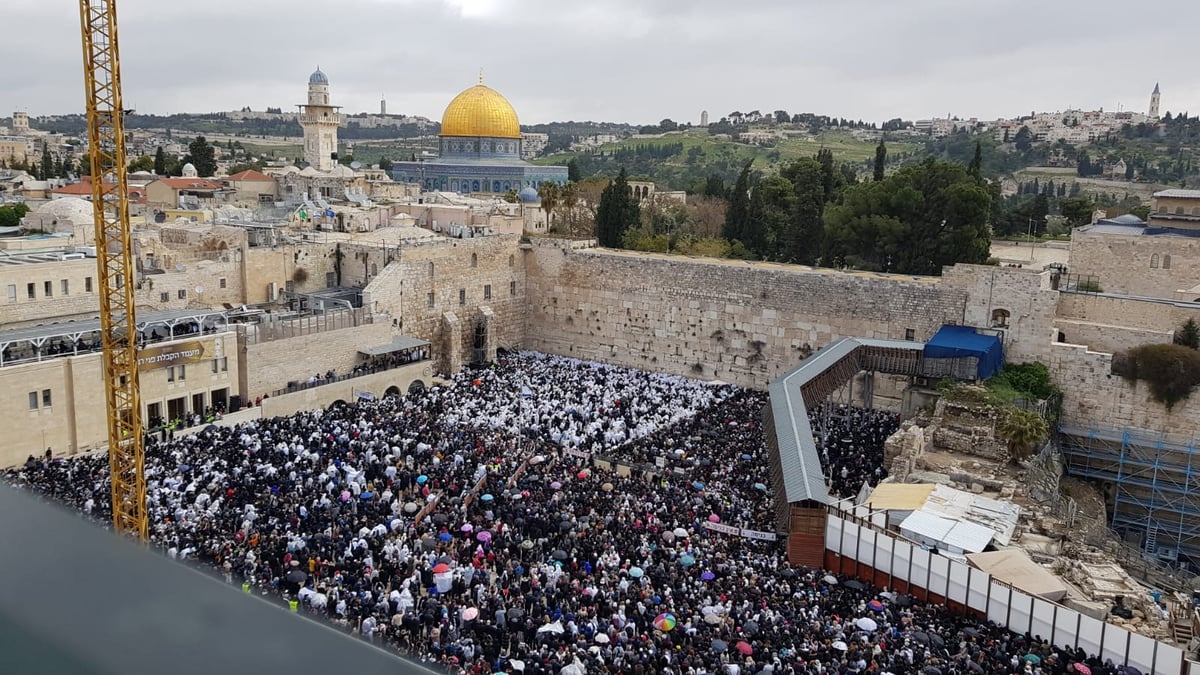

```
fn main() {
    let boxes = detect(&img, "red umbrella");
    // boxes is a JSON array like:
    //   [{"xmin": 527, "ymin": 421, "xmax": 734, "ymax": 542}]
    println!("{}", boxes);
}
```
[
  {"xmin": 432, "ymin": 563, "xmax": 450, "ymax": 574},
  {"xmin": 736, "ymin": 641, "xmax": 753, "ymax": 656},
  {"xmin": 1075, "ymin": 665, "xmax": 1092, "ymax": 675}
]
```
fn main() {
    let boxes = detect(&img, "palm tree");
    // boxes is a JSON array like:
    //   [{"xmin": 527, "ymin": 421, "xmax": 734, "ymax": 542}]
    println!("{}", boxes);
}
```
[
  {"xmin": 558, "ymin": 182, "xmax": 579, "ymax": 234},
  {"xmin": 997, "ymin": 407, "xmax": 1048, "ymax": 461},
  {"xmin": 538, "ymin": 181, "xmax": 561, "ymax": 229}
]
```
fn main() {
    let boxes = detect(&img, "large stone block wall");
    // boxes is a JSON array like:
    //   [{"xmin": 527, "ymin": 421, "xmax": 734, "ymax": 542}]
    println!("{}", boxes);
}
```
[
  {"xmin": 243, "ymin": 243, "xmax": 337, "ymax": 305},
  {"xmin": 1050, "ymin": 342, "xmax": 1200, "ymax": 437},
  {"xmin": 941, "ymin": 264, "xmax": 1059, "ymax": 363},
  {"xmin": 1056, "ymin": 292, "xmax": 1200, "ymax": 337},
  {"xmin": 523, "ymin": 242, "xmax": 967, "ymax": 389},
  {"xmin": 243, "ymin": 321, "xmax": 395, "ymax": 399},
  {"xmin": 0, "ymin": 259, "xmax": 106, "ymax": 328},
  {"xmin": 1068, "ymin": 231, "xmax": 1200, "ymax": 300},
  {"xmin": 1052, "ymin": 319, "xmax": 1172, "ymax": 355},
  {"xmin": 363, "ymin": 235, "xmax": 525, "ymax": 374},
  {"xmin": 260, "ymin": 362, "xmax": 432, "ymax": 418}
]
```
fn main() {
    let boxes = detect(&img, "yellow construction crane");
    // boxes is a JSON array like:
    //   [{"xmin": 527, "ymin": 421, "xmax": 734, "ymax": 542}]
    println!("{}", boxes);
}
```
[{"xmin": 79, "ymin": 0, "xmax": 147, "ymax": 540}]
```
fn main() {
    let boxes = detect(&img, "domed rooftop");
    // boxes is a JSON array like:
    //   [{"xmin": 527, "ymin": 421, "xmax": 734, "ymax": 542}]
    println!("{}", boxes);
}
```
[
  {"xmin": 518, "ymin": 186, "xmax": 539, "ymax": 203},
  {"xmin": 36, "ymin": 197, "xmax": 94, "ymax": 224},
  {"xmin": 309, "ymin": 68, "xmax": 328, "ymax": 85},
  {"xmin": 440, "ymin": 83, "xmax": 520, "ymax": 139}
]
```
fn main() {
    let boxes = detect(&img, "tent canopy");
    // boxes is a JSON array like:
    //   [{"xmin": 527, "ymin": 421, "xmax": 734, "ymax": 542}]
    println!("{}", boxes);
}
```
[{"xmin": 923, "ymin": 325, "xmax": 1004, "ymax": 380}]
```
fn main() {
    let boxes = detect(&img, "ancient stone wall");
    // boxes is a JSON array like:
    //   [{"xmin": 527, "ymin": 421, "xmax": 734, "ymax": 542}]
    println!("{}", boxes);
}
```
[
  {"xmin": 940, "ymin": 264, "xmax": 1059, "ymax": 363},
  {"xmin": 524, "ymin": 242, "xmax": 967, "ymax": 389},
  {"xmin": 1068, "ymin": 230, "xmax": 1200, "ymax": 300},
  {"xmin": 243, "ymin": 321, "xmax": 395, "ymax": 399},
  {"xmin": 1056, "ymin": 292, "xmax": 1200, "ymax": 337}
]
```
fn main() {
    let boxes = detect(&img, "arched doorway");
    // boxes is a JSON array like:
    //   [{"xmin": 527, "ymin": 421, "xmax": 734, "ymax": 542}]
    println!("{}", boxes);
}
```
[
  {"xmin": 329, "ymin": 399, "xmax": 348, "ymax": 409},
  {"xmin": 384, "ymin": 385, "xmax": 401, "ymax": 398},
  {"xmin": 407, "ymin": 379, "xmax": 427, "ymax": 394}
]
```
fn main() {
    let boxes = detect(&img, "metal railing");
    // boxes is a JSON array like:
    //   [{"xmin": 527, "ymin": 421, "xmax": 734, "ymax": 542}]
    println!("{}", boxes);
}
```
[{"xmin": 240, "ymin": 308, "xmax": 372, "ymax": 345}]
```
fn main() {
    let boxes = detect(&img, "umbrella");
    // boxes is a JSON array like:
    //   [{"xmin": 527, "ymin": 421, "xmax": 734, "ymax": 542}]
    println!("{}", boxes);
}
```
[
  {"xmin": 421, "ymin": 537, "xmax": 437, "ymax": 551},
  {"xmin": 595, "ymin": 633, "xmax": 610, "ymax": 644},
  {"xmin": 438, "ymin": 532, "xmax": 452, "ymax": 542},
  {"xmin": 285, "ymin": 569, "xmax": 307, "ymax": 585},
  {"xmin": 744, "ymin": 620, "xmax": 759, "ymax": 636},
  {"xmin": 481, "ymin": 494, "xmax": 494, "ymax": 502},
  {"xmin": 476, "ymin": 531, "xmax": 492, "ymax": 543},
  {"xmin": 673, "ymin": 527, "xmax": 688, "ymax": 538},
  {"xmin": 856, "ymin": 617, "xmax": 878, "ymax": 632},
  {"xmin": 461, "ymin": 523, "xmax": 474, "ymax": 533},
  {"xmin": 832, "ymin": 641, "xmax": 848, "ymax": 651},
  {"xmin": 923, "ymin": 668, "xmax": 942, "ymax": 675},
  {"xmin": 895, "ymin": 595, "xmax": 914, "ymax": 607},
  {"xmin": 432, "ymin": 513, "xmax": 449, "ymax": 525},
  {"xmin": 628, "ymin": 566, "xmax": 644, "ymax": 579},
  {"xmin": 403, "ymin": 502, "xmax": 419, "ymax": 514},
  {"xmin": 735, "ymin": 641, "xmax": 753, "ymax": 656},
  {"xmin": 416, "ymin": 475, "xmax": 428, "ymax": 484},
  {"xmin": 911, "ymin": 632, "xmax": 931, "ymax": 645},
  {"xmin": 845, "ymin": 579, "xmax": 866, "ymax": 591},
  {"xmin": 754, "ymin": 483, "xmax": 767, "ymax": 491},
  {"xmin": 576, "ymin": 471, "xmax": 588, "ymax": 480},
  {"xmin": 880, "ymin": 591, "xmax": 897, "ymax": 601},
  {"xmin": 653, "ymin": 613, "xmax": 677, "ymax": 631},
  {"xmin": 691, "ymin": 481, "xmax": 705, "ymax": 490},
  {"xmin": 432, "ymin": 563, "xmax": 450, "ymax": 574},
  {"xmin": 462, "ymin": 607, "xmax": 479, "ymax": 621},
  {"xmin": 661, "ymin": 531, "xmax": 675, "ymax": 543},
  {"xmin": 529, "ymin": 455, "xmax": 546, "ymax": 465},
  {"xmin": 550, "ymin": 481, "xmax": 563, "ymax": 490},
  {"xmin": 680, "ymin": 554, "xmax": 696, "ymax": 567},
  {"xmin": 359, "ymin": 491, "xmax": 373, "ymax": 499},
  {"xmin": 520, "ymin": 540, "xmax": 535, "ymax": 550},
  {"xmin": 711, "ymin": 639, "xmax": 728, "ymax": 654},
  {"xmin": 601, "ymin": 482, "xmax": 614, "ymax": 492},
  {"xmin": 740, "ymin": 454, "xmax": 752, "ymax": 461},
  {"xmin": 700, "ymin": 571, "xmax": 716, "ymax": 581},
  {"xmin": 552, "ymin": 549, "xmax": 569, "ymax": 561},
  {"xmin": 929, "ymin": 633, "xmax": 945, "ymax": 648},
  {"xmin": 703, "ymin": 613, "xmax": 722, "ymax": 625},
  {"xmin": 968, "ymin": 662, "xmax": 984, "ymax": 674},
  {"xmin": 537, "ymin": 620, "xmax": 565, "ymax": 635},
  {"xmin": 508, "ymin": 608, "xmax": 526, "ymax": 620},
  {"xmin": 559, "ymin": 521, "xmax": 574, "ymax": 532},
  {"xmin": 822, "ymin": 575, "xmax": 839, "ymax": 585},
  {"xmin": 708, "ymin": 514, "xmax": 720, "ymax": 523},
  {"xmin": 1120, "ymin": 668, "xmax": 1142, "ymax": 675},
  {"xmin": 509, "ymin": 659, "xmax": 525, "ymax": 672},
  {"xmin": 178, "ymin": 464, "xmax": 191, "ymax": 473},
  {"xmin": 1024, "ymin": 654, "xmax": 1041, "ymax": 665},
  {"xmin": 868, "ymin": 600, "xmax": 885, "ymax": 612},
  {"xmin": 962, "ymin": 627, "xmax": 979, "ymax": 637},
  {"xmin": 1075, "ymin": 664, "xmax": 1092, "ymax": 675},
  {"xmin": 339, "ymin": 490, "xmax": 351, "ymax": 502}
]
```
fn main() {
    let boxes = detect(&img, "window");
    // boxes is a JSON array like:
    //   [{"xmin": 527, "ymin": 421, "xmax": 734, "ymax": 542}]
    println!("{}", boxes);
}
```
[
  {"xmin": 1177, "ymin": 206, "xmax": 1186, "ymax": 215},
  {"xmin": 428, "ymin": 262, "xmax": 435, "ymax": 278},
  {"xmin": 61, "ymin": 279, "xmax": 69, "ymax": 296},
  {"xmin": 160, "ymin": 292, "xmax": 170, "ymax": 303},
  {"xmin": 371, "ymin": 262, "xmax": 378, "ymax": 276},
  {"xmin": 991, "ymin": 308, "xmax": 1010, "ymax": 328},
  {"xmin": 219, "ymin": 277, "xmax": 227, "ymax": 289},
  {"xmin": 459, "ymin": 288, "xmax": 466, "ymax": 305},
  {"xmin": 44, "ymin": 281, "xmax": 52, "ymax": 297},
  {"xmin": 905, "ymin": 328, "xmax": 916, "ymax": 341},
  {"xmin": 177, "ymin": 289, "xmax": 187, "ymax": 300},
  {"xmin": 220, "ymin": 357, "xmax": 228, "ymax": 372},
  {"xmin": 167, "ymin": 367, "xmax": 176, "ymax": 383},
  {"xmin": 42, "ymin": 389, "xmax": 51, "ymax": 408},
  {"xmin": 28, "ymin": 391, "xmax": 38, "ymax": 410},
  {"xmin": 178, "ymin": 364, "xmax": 186, "ymax": 381},
  {"xmin": 27, "ymin": 282, "xmax": 35, "ymax": 299},
  {"xmin": 326, "ymin": 272, "xmax": 336, "ymax": 288},
  {"xmin": 427, "ymin": 292, "xmax": 435, "ymax": 308},
  {"xmin": 484, "ymin": 284, "xmax": 492, "ymax": 300},
  {"xmin": 212, "ymin": 359, "xmax": 219, "ymax": 374},
  {"xmin": 85, "ymin": 276, "xmax": 93, "ymax": 293},
  {"xmin": 471, "ymin": 253, "xmax": 478, "ymax": 268},
  {"xmin": 285, "ymin": 280, "xmax": 295, "ymax": 293},
  {"xmin": 508, "ymin": 254, "xmax": 515, "ymax": 267},
  {"xmin": 510, "ymin": 281, "xmax": 516, "ymax": 296},
  {"xmin": 6, "ymin": 284, "xmax": 14, "ymax": 301},
  {"xmin": 1163, "ymin": 254, "xmax": 1172, "ymax": 270},
  {"xmin": 1151, "ymin": 253, "xmax": 1160, "ymax": 269}
]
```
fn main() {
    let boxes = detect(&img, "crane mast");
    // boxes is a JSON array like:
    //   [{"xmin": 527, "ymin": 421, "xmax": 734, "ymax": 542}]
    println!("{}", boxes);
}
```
[{"xmin": 79, "ymin": 0, "xmax": 146, "ymax": 540}]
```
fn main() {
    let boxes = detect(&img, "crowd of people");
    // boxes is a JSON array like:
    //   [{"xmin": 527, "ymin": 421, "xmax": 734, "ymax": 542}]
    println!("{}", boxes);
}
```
[
  {"xmin": 5, "ymin": 352, "xmax": 1115, "ymax": 675},
  {"xmin": 808, "ymin": 403, "xmax": 900, "ymax": 499}
]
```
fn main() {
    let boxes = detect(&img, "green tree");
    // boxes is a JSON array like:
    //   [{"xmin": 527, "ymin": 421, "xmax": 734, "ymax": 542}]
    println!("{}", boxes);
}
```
[
  {"xmin": 873, "ymin": 139, "xmax": 887, "ymax": 182},
  {"xmin": 1014, "ymin": 126, "xmax": 1033, "ymax": 153},
  {"xmin": 967, "ymin": 141, "xmax": 982, "ymax": 179},
  {"xmin": 595, "ymin": 168, "xmax": 640, "ymax": 248},
  {"xmin": 153, "ymin": 146, "xmax": 166, "ymax": 175},
  {"xmin": 1030, "ymin": 194, "xmax": 1049, "ymax": 235},
  {"xmin": 723, "ymin": 160, "xmax": 753, "ymax": 242},
  {"xmin": 997, "ymin": 407, "xmax": 1048, "ymax": 461},
  {"xmin": 1175, "ymin": 318, "xmax": 1200, "ymax": 350},
  {"xmin": 567, "ymin": 158, "xmax": 581, "ymax": 183},
  {"xmin": 703, "ymin": 174, "xmax": 726, "ymax": 199},
  {"xmin": 538, "ymin": 181, "xmax": 561, "ymax": 229},
  {"xmin": 378, "ymin": 157, "xmax": 392, "ymax": 171},
  {"xmin": 0, "ymin": 203, "xmax": 31, "ymax": 228},
  {"xmin": 185, "ymin": 136, "xmax": 217, "ymax": 177},
  {"xmin": 1058, "ymin": 198, "xmax": 1094, "ymax": 228},
  {"xmin": 40, "ymin": 143, "xmax": 54, "ymax": 179},
  {"xmin": 823, "ymin": 159, "xmax": 991, "ymax": 275},
  {"xmin": 226, "ymin": 161, "xmax": 264, "ymax": 175},
  {"xmin": 777, "ymin": 157, "xmax": 826, "ymax": 264},
  {"xmin": 747, "ymin": 175, "xmax": 794, "ymax": 259},
  {"xmin": 128, "ymin": 155, "xmax": 155, "ymax": 173}
]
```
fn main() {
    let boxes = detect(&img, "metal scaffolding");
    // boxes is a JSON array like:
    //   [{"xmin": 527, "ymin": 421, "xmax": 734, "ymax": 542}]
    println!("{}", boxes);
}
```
[{"xmin": 1060, "ymin": 423, "xmax": 1200, "ymax": 567}]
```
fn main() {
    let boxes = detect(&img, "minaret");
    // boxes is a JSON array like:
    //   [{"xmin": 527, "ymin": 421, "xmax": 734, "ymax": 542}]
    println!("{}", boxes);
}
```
[
  {"xmin": 380, "ymin": 94, "xmax": 387, "ymax": 117},
  {"xmin": 1150, "ymin": 82, "xmax": 1161, "ymax": 120},
  {"xmin": 700, "ymin": 110, "xmax": 709, "ymax": 126},
  {"xmin": 298, "ymin": 67, "xmax": 342, "ymax": 171}
]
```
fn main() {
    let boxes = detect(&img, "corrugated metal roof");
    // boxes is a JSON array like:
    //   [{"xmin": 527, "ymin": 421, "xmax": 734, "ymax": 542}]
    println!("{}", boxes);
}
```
[
  {"xmin": 864, "ymin": 483, "xmax": 935, "ymax": 511},
  {"xmin": 899, "ymin": 511, "xmax": 955, "ymax": 542},
  {"xmin": 921, "ymin": 484, "xmax": 1021, "ymax": 546},
  {"xmin": 941, "ymin": 520, "xmax": 995, "ymax": 554}
]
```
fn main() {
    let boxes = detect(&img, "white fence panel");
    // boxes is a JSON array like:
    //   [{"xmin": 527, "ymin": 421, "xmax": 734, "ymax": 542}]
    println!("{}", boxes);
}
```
[
  {"xmin": 1102, "ymin": 624, "xmax": 1130, "ymax": 666},
  {"xmin": 1008, "ymin": 590, "xmax": 1034, "ymax": 635},
  {"xmin": 1076, "ymin": 615, "xmax": 1104, "ymax": 661},
  {"xmin": 841, "ymin": 521, "xmax": 860, "ymax": 559},
  {"xmin": 1155, "ymin": 642, "xmax": 1183, "ymax": 675},
  {"xmin": 987, "ymin": 583, "xmax": 1009, "ymax": 627},
  {"xmin": 967, "ymin": 568, "xmax": 989, "ymax": 613},
  {"xmin": 1053, "ymin": 608, "xmax": 1081, "ymax": 652},
  {"xmin": 874, "ymin": 535, "xmax": 894, "ymax": 576},
  {"xmin": 910, "ymin": 547, "xmax": 932, "ymax": 592},
  {"xmin": 858, "ymin": 527, "xmax": 876, "ymax": 568},
  {"xmin": 1127, "ymin": 632, "xmax": 1156, "ymax": 675},
  {"xmin": 893, "ymin": 540, "xmax": 914, "ymax": 581},
  {"xmin": 947, "ymin": 560, "xmax": 969, "ymax": 605},
  {"xmin": 826, "ymin": 516, "xmax": 844, "ymax": 554},
  {"xmin": 1030, "ymin": 598, "xmax": 1056, "ymax": 644},
  {"xmin": 929, "ymin": 554, "xmax": 950, "ymax": 598}
]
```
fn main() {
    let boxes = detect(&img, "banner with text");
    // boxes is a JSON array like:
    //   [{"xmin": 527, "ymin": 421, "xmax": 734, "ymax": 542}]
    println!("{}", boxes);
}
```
[{"xmin": 137, "ymin": 338, "xmax": 218, "ymax": 371}]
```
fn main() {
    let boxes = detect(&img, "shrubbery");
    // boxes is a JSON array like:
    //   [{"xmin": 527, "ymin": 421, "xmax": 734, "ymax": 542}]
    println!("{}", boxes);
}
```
[{"xmin": 1113, "ymin": 343, "xmax": 1200, "ymax": 410}]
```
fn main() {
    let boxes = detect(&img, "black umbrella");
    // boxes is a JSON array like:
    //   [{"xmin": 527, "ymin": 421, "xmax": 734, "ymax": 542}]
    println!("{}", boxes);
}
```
[
  {"xmin": 552, "ymin": 550, "xmax": 569, "ymax": 561},
  {"xmin": 968, "ymin": 661, "xmax": 984, "ymax": 673},
  {"xmin": 559, "ymin": 521, "xmax": 574, "ymax": 532},
  {"xmin": 285, "ymin": 569, "xmax": 307, "ymax": 585},
  {"xmin": 743, "ymin": 620, "xmax": 759, "ymax": 636},
  {"xmin": 432, "ymin": 513, "xmax": 449, "ymax": 525},
  {"xmin": 509, "ymin": 608, "xmax": 526, "ymax": 620},
  {"xmin": 711, "ymin": 639, "xmax": 728, "ymax": 654},
  {"xmin": 929, "ymin": 633, "xmax": 946, "ymax": 648},
  {"xmin": 845, "ymin": 580, "xmax": 866, "ymax": 591},
  {"xmin": 421, "ymin": 537, "xmax": 437, "ymax": 551},
  {"xmin": 895, "ymin": 595, "xmax": 914, "ymax": 607},
  {"xmin": 911, "ymin": 631, "xmax": 931, "ymax": 645},
  {"xmin": 962, "ymin": 627, "xmax": 980, "ymax": 637},
  {"xmin": 923, "ymin": 668, "xmax": 942, "ymax": 675}
]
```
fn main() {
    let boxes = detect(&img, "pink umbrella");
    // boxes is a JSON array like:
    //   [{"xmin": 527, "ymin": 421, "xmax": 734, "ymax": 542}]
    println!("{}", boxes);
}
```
[
  {"xmin": 708, "ymin": 514, "xmax": 720, "ymax": 523},
  {"xmin": 1074, "ymin": 665, "xmax": 1092, "ymax": 675},
  {"xmin": 476, "ymin": 531, "xmax": 492, "ymax": 543},
  {"xmin": 462, "ymin": 607, "xmax": 479, "ymax": 621},
  {"xmin": 550, "ymin": 481, "xmax": 563, "ymax": 490},
  {"xmin": 339, "ymin": 490, "xmax": 351, "ymax": 502},
  {"xmin": 461, "ymin": 523, "xmax": 474, "ymax": 533},
  {"xmin": 577, "ymin": 471, "xmax": 589, "ymax": 480},
  {"xmin": 736, "ymin": 641, "xmax": 753, "ymax": 656}
]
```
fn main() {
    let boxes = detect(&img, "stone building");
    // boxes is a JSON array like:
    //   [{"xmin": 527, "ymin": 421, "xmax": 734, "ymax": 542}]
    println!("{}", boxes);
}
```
[{"xmin": 298, "ymin": 69, "xmax": 342, "ymax": 172}]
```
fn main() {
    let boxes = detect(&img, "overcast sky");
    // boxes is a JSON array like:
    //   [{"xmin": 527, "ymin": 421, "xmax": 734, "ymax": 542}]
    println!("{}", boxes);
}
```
[{"xmin": 3, "ymin": 0, "xmax": 1198, "ymax": 126}]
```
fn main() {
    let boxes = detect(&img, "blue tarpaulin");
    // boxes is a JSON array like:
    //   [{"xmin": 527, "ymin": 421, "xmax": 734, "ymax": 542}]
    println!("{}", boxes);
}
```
[{"xmin": 923, "ymin": 325, "xmax": 1004, "ymax": 380}]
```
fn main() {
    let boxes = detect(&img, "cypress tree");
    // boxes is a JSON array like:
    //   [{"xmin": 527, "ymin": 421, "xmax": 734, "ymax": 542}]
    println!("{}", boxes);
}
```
[
  {"xmin": 723, "ymin": 160, "xmax": 753, "ymax": 242},
  {"xmin": 595, "ymin": 168, "xmax": 639, "ymax": 248},
  {"xmin": 968, "ymin": 141, "xmax": 982, "ymax": 179},
  {"xmin": 154, "ymin": 146, "xmax": 166, "ymax": 175},
  {"xmin": 873, "ymin": 139, "xmax": 887, "ymax": 182}
]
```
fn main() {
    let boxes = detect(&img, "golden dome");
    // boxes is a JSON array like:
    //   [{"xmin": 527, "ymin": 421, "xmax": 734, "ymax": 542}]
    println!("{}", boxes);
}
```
[{"xmin": 440, "ymin": 84, "xmax": 521, "ymax": 139}]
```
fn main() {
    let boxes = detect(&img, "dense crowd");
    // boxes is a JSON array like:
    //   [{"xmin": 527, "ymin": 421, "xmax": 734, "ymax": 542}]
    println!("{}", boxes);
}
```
[
  {"xmin": 809, "ymin": 403, "xmax": 900, "ymax": 499},
  {"xmin": 6, "ymin": 352, "xmax": 1114, "ymax": 675}
]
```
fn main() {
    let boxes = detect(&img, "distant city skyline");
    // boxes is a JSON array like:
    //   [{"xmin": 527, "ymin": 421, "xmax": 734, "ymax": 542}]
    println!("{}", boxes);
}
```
[{"xmin": 2, "ymin": 0, "xmax": 1198, "ymax": 126}]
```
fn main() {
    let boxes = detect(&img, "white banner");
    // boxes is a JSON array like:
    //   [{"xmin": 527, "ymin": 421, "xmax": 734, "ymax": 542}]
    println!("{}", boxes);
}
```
[
  {"xmin": 564, "ymin": 448, "xmax": 590, "ymax": 459},
  {"xmin": 702, "ymin": 521, "xmax": 779, "ymax": 541},
  {"xmin": 702, "ymin": 521, "xmax": 742, "ymax": 536},
  {"xmin": 740, "ymin": 529, "xmax": 778, "ymax": 542}
]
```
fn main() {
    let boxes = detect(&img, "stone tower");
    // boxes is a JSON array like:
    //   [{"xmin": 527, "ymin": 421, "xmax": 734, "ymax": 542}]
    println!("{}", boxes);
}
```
[
  {"xmin": 1150, "ymin": 82, "xmax": 1161, "ymax": 119},
  {"xmin": 298, "ymin": 68, "xmax": 342, "ymax": 171},
  {"xmin": 381, "ymin": 94, "xmax": 387, "ymax": 117},
  {"xmin": 700, "ymin": 110, "xmax": 709, "ymax": 127},
  {"xmin": 12, "ymin": 111, "xmax": 29, "ymax": 134}
]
